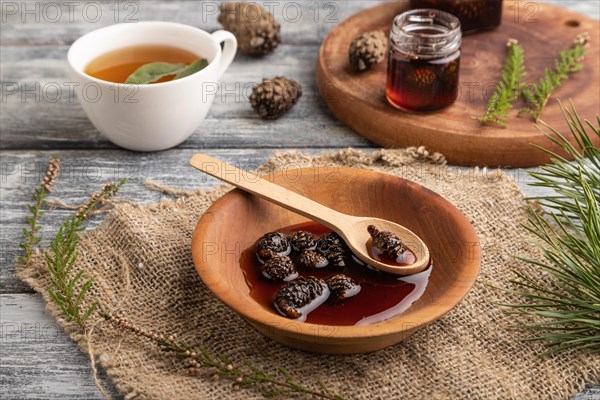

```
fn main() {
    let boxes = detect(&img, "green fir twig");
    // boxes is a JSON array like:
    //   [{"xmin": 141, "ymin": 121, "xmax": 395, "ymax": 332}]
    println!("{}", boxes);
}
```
[
  {"xmin": 18, "ymin": 157, "xmax": 60, "ymax": 267},
  {"xmin": 520, "ymin": 33, "xmax": 590, "ymax": 122},
  {"xmin": 499, "ymin": 100, "xmax": 600, "ymax": 354},
  {"xmin": 45, "ymin": 179, "xmax": 126, "ymax": 328},
  {"xmin": 103, "ymin": 313, "xmax": 348, "ymax": 399},
  {"xmin": 477, "ymin": 38, "xmax": 525, "ymax": 127}
]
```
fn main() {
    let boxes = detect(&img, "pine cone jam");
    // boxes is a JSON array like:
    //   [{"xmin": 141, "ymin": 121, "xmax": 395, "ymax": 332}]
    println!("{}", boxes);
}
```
[
  {"xmin": 241, "ymin": 222, "xmax": 432, "ymax": 326},
  {"xmin": 386, "ymin": 9, "xmax": 461, "ymax": 112}
]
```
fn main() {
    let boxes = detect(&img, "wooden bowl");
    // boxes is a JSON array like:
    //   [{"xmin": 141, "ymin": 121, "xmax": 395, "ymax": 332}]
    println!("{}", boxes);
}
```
[{"xmin": 192, "ymin": 167, "xmax": 481, "ymax": 354}]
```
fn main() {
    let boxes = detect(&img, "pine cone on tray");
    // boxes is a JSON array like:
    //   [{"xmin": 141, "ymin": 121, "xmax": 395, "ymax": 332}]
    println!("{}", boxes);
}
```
[
  {"xmin": 348, "ymin": 30, "xmax": 388, "ymax": 72},
  {"xmin": 218, "ymin": 2, "xmax": 281, "ymax": 56},
  {"xmin": 250, "ymin": 77, "xmax": 303, "ymax": 119}
]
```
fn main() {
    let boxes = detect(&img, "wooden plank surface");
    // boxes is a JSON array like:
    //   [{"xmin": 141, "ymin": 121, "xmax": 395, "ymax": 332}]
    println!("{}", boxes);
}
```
[
  {"xmin": 1, "ymin": 1, "xmax": 598, "ymax": 399},
  {"xmin": 0, "ymin": 45, "xmax": 373, "ymax": 150}
]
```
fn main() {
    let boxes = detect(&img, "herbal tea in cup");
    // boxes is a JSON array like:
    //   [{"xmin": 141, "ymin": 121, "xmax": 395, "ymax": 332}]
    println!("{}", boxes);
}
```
[
  {"xmin": 85, "ymin": 45, "xmax": 209, "ymax": 85},
  {"xmin": 67, "ymin": 22, "xmax": 237, "ymax": 151}
]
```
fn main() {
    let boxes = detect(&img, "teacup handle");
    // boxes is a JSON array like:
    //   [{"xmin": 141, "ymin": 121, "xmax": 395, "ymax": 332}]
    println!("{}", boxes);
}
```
[{"xmin": 211, "ymin": 30, "xmax": 237, "ymax": 80}]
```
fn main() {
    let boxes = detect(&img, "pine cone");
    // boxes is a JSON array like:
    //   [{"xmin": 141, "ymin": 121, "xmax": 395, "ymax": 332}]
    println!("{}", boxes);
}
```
[
  {"xmin": 261, "ymin": 255, "xmax": 298, "ymax": 282},
  {"xmin": 326, "ymin": 274, "xmax": 361, "ymax": 300},
  {"xmin": 368, "ymin": 225, "xmax": 404, "ymax": 260},
  {"xmin": 290, "ymin": 230, "xmax": 317, "ymax": 252},
  {"xmin": 297, "ymin": 250, "xmax": 329, "ymax": 269},
  {"xmin": 218, "ymin": 2, "xmax": 281, "ymax": 56},
  {"xmin": 348, "ymin": 31, "xmax": 388, "ymax": 72},
  {"xmin": 250, "ymin": 77, "xmax": 302, "ymax": 119},
  {"xmin": 274, "ymin": 276, "xmax": 329, "ymax": 319},
  {"xmin": 409, "ymin": 68, "xmax": 436, "ymax": 87}
]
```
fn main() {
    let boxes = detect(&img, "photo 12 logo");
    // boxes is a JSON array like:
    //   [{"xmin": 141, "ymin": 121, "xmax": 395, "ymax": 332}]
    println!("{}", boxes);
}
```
[
  {"xmin": 197, "ymin": 1, "xmax": 340, "ymax": 24},
  {"xmin": 1, "ymin": 81, "xmax": 139, "ymax": 104},
  {"xmin": 1, "ymin": 1, "xmax": 139, "ymax": 24}
]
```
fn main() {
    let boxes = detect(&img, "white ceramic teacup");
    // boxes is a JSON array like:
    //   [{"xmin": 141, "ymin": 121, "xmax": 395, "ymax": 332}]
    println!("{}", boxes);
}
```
[{"xmin": 67, "ymin": 21, "xmax": 237, "ymax": 151}]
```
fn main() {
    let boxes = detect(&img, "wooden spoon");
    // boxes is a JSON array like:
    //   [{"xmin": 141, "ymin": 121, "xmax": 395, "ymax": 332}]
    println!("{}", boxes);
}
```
[{"xmin": 190, "ymin": 153, "xmax": 430, "ymax": 276}]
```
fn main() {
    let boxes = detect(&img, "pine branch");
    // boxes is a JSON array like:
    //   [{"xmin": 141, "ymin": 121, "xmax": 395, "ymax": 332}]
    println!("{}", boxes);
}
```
[
  {"xmin": 46, "ymin": 180, "xmax": 126, "ymax": 328},
  {"xmin": 498, "ymin": 100, "xmax": 600, "ymax": 354},
  {"xmin": 103, "ymin": 312, "xmax": 348, "ymax": 400},
  {"xmin": 19, "ymin": 157, "xmax": 60, "ymax": 267},
  {"xmin": 520, "ymin": 33, "xmax": 590, "ymax": 122},
  {"xmin": 477, "ymin": 39, "xmax": 525, "ymax": 127}
]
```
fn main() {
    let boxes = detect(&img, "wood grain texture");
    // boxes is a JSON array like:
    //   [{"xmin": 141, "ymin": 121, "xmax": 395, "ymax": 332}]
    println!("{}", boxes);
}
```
[
  {"xmin": 0, "ymin": 45, "xmax": 372, "ymax": 150},
  {"xmin": 0, "ymin": 294, "xmax": 118, "ymax": 400},
  {"xmin": 1, "ymin": 0, "xmax": 598, "ymax": 398},
  {"xmin": 317, "ymin": 1, "xmax": 600, "ymax": 167},
  {"xmin": 192, "ymin": 167, "xmax": 480, "ymax": 353}
]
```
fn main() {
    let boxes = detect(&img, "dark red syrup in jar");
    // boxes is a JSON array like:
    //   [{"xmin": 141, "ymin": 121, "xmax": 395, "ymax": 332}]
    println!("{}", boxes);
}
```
[
  {"xmin": 240, "ymin": 222, "xmax": 432, "ymax": 326},
  {"xmin": 386, "ymin": 51, "xmax": 460, "ymax": 112}
]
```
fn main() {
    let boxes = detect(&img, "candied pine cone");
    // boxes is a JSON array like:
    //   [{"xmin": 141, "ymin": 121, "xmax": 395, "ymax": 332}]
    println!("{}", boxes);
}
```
[
  {"xmin": 368, "ymin": 225, "xmax": 405, "ymax": 260},
  {"xmin": 257, "ymin": 232, "xmax": 290, "ymax": 262},
  {"xmin": 290, "ymin": 230, "xmax": 317, "ymax": 252},
  {"xmin": 297, "ymin": 250, "xmax": 329, "ymax": 269},
  {"xmin": 250, "ymin": 77, "xmax": 303, "ymax": 119},
  {"xmin": 218, "ymin": 2, "xmax": 281, "ymax": 56},
  {"xmin": 409, "ymin": 68, "xmax": 436, "ymax": 87},
  {"xmin": 316, "ymin": 232, "xmax": 347, "ymax": 267},
  {"xmin": 442, "ymin": 60, "xmax": 459, "ymax": 86},
  {"xmin": 326, "ymin": 274, "xmax": 361, "ymax": 300},
  {"xmin": 348, "ymin": 30, "xmax": 388, "ymax": 72},
  {"xmin": 261, "ymin": 255, "xmax": 298, "ymax": 282},
  {"xmin": 274, "ymin": 276, "xmax": 329, "ymax": 319}
]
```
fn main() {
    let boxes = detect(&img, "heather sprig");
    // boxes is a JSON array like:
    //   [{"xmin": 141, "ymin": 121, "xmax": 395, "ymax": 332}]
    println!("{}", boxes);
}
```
[
  {"xmin": 520, "ymin": 33, "xmax": 590, "ymax": 122},
  {"xmin": 477, "ymin": 38, "xmax": 526, "ymax": 127},
  {"xmin": 45, "ymin": 179, "xmax": 126, "ymax": 328},
  {"xmin": 19, "ymin": 157, "xmax": 60, "ymax": 267},
  {"xmin": 103, "ymin": 312, "xmax": 348, "ymax": 400}
]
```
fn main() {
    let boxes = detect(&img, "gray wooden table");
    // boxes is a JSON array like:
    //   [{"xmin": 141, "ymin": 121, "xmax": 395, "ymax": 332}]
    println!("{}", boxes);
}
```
[{"xmin": 1, "ymin": 1, "xmax": 598, "ymax": 398}]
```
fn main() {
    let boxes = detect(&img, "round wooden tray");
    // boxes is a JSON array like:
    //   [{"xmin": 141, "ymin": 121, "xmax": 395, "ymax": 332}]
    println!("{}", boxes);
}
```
[{"xmin": 316, "ymin": 1, "xmax": 600, "ymax": 167}]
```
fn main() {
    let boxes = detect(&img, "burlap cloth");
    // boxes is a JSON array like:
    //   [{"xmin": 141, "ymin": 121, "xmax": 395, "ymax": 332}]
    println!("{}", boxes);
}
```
[{"xmin": 18, "ymin": 148, "xmax": 598, "ymax": 400}]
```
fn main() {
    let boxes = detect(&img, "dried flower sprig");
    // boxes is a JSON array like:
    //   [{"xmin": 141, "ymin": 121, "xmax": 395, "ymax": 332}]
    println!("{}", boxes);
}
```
[
  {"xmin": 520, "ymin": 33, "xmax": 590, "ymax": 122},
  {"xmin": 75, "ymin": 181, "xmax": 123, "ymax": 220},
  {"xmin": 103, "ymin": 312, "xmax": 348, "ymax": 399},
  {"xmin": 498, "ymin": 101, "xmax": 600, "ymax": 354},
  {"xmin": 19, "ymin": 157, "xmax": 60, "ymax": 267},
  {"xmin": 46, "ymin": 179, "xmax": 126, "ymax": 328},
  {"xmin": 477, "ymin": 38, "xmax": 526, "ymax": 127}
]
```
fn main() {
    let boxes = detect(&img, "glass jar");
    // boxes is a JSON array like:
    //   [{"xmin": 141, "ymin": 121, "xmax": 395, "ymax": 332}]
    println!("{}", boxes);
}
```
[
  {"xmin": 386, "ymin": 9, "xmax": 461, "ymax": 112},
  {"xmin": 409, "ymin": 0, "xmax": 502, "ymax": 34}
]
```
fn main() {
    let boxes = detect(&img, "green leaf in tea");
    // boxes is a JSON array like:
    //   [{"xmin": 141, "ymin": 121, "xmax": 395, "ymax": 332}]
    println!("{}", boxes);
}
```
[
  {"xmin": 125, "ymin": 58, "xmax": 209, "ymax": 84},
  {"xmin": 174, "ymin": 58, "xmax": 209, "ymax": 80},
  {"xmin": 125, "ymin": 62, "xmax": 186, "ymax": 84}
]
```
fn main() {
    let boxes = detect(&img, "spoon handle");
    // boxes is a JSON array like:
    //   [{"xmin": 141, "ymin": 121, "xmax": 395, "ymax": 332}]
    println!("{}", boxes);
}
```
[{"xmin": 190, "ymin": 153, "xmax": 347, "ymax": 230}]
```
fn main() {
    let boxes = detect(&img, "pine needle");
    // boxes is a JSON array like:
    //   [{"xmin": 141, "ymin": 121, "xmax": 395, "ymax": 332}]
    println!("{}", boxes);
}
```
[
  {"xmin": 500, "ymin": 100, "xmax": 600, "ymax": 354},
  {"xmin": 477, "ymin": 38, "xmax": 525, "ymax": 127},
  {"xmin": 520, "ymin": 33, "xmax": 590, "ymax": 122}
]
